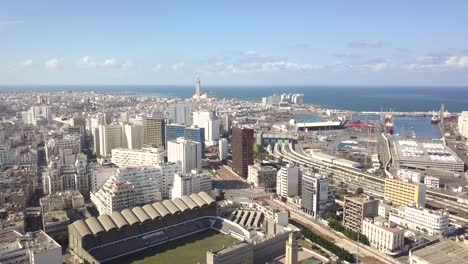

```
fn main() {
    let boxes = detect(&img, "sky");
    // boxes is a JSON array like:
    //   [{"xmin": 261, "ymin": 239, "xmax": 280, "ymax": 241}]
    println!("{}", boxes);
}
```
[{"xmin": 1, "ymin": 0, "xmax": 468, "ymax": 86}]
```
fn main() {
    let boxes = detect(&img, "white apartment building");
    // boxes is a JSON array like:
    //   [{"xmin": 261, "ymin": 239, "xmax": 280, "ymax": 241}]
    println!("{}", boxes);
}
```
[
  {"xmin": 276, "ymin": 165, "xmax": 299, "ymax": 197},
  {"xmin": 169, "ymin": 101, "xmax": 192, "ymax": 125},
  {"xmin": 167, "ymin": 137, "xmax": 202, "ymax": 174},
  {"xmin": 124, "ymin": 123, "xmax": 143, "ymax": 149},
  {"xmin": 389, "ymin": 204, "xmax": 449, "ymax": 236},
  {"xmin": 247, "ymin": 163, "xmax": 277, "ymax": 188},
  {"xmin": 111, "ymin": 147, "xmax": 164, "ymax": 167},
  {"xmin": 91, "ymin": 163, "xmax": 183, "ymax": 214},
  {"xmin": 42, "ymin": 153, "xmax": 89, "ymax": 195},
  {"xmin": 171, "ymin": 171, "xmax": 212, "ymax": 198},
  {"xmin": 99, "ymin": 124, "xmax": 124, "ymax": 157},
  {"xmin": 90, "ymin": 167, "xmax": 118, "ymax": 192},
  {"xmin": 362, "ymin": 217, "xmax": 404, "ymax": 254},
  {"xmin": 45, "ymin": 135, "xmax": 81, "ymax": 163},
  {"xmin": 218, "ymin": 138, "xmax": 228, "ymax": 161},
  {"xmin": 458, "ymin": 111, "xmax": 468, "ymax": 138},
  {"xmin": 40, "ymin": 190, "xmax": 85, "ymax": 212}
]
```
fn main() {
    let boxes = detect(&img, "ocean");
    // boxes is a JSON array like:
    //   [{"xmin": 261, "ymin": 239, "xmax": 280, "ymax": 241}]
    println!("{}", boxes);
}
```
[{"xmin": 2, "ymin": 85, "xmax": 467, "ymax": 113}]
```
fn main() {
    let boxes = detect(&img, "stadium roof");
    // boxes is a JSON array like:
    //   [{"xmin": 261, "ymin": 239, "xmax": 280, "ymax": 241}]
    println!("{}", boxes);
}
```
[{"xmin": 71, "ymin": 192, "xmax": 215, "ymax": 239}]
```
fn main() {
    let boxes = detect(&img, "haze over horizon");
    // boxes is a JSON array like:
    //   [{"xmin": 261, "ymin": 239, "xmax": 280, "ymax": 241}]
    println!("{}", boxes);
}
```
[{"xmin": 2, "ymin": 0, "xmax": 468, "ymax": 86}]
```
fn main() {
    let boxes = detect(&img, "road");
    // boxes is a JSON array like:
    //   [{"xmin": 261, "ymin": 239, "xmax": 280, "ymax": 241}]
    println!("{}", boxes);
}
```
[{"xmin": 270, "ymin": 199, "xmax": 398, "ymax": 264}]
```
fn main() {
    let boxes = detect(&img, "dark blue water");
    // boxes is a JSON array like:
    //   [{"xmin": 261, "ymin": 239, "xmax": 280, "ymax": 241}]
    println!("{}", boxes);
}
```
[{"xmin": 1, "ymin": 85, "xmax": 467, "ymax": 112}]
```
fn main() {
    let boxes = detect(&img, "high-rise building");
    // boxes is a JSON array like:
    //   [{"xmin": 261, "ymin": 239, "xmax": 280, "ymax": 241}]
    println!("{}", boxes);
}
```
[
  {"xmin": 342, "ymin": 194, "xmax": 379, "ymax": 231},
  {"xmin": 169, "ymin": 102, "xmax": 192, "ymax": 125},
  {"xmin": 111, "ymin": 147, "xmax": 165, "ymax": 167},
  {"xmin": 276, "ymin": 165, "xmax": 299, "ymax": 197},
  {"xmin": 184, "ymin": 126, "xmax": 205, "ymax": 151},
  {"xmin": 384, "ymin": 177, "xmax": 426, "ymax": 207},
  {"xmin": 218, "ymin": 138, "xmax": 228, "ymax": 161},
  {"xmin": 232, "ymin": 126, "xmax": 254, "ymax": 178},
  {"xmin": 193, "ymin": 111, "xmax": 220, "ymax": 145},
  {"xmin": 99, "ymin": 124, "xmax": 124, "ymax": 157},
  {"xmin": 171, "ymin": 171, "xmax": 212, "ymax": 198},
  {"xmin": 167, "ymin": 138, "xmax": 202, "ymax": 174},
  {"xmin": 124, "ymin": 123, "xmax": 143, "ymax": 149},
  {"xmin": 143, "ymin": 117, "xmax": 165, "ymax": 148},
  {"xmin": 301, "ymin": 172, "xmax": 335, "ymax": 218},
  {"xmin": 165, "ymin": 124, "xmax": 186, "ymax": 146},
  {"xmin": 458, "ymin": 111, "xmax": 468, "ymax": 138}
]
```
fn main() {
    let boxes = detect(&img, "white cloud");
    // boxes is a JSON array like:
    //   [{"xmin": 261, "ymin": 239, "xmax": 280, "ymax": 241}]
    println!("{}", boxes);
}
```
[
  {"xmin": 199, "ymin": 60, "xmax": 322, "ymax": 75},
  {"xmin": 44, "ymin": 57, "xmax": 64, "ymax": 71},
  {"xmin": 348, "ymin": 39, "xmax": 384, "ymax": 48},
  {"xmin": 445, "ymin": 56, "xmax": 468, "ymax": 68},
  {"xmin": 151, "ymin": 64, "xmax": 162, "ymax": 72},
  {"xmin": 172, "ymin": 62, "xmax": 185, "ymax": 71},
  {"xmin": 242, "ymin": 50, "xmax": 258, "ymax": 56},
  {"xmin": 367, "ymin": 63, "xmax": 388, "ymax": 72},
  {"xmin": 7, "ymin": 59, "xmax": 33, "ymax": 72},
  {"xmin": 78, "ymin": 56, "xmax": 132, "ymax": 70}
]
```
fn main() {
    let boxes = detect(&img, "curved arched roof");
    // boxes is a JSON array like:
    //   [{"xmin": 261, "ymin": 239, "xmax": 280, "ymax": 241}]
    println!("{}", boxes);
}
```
[
  {"xmin": 142, "ymin": 204, "xmax": 160, "ymax": 220},
  {"xmin": 97, "ymin": 214, "xmax": 117, "ymax": 231},
  {"xmin": 172, "ymin": 197, "xmax": 189, "ymax": 212},
  {"xmin": 110, "ymin": 211, "xmax": 128, "ymax": 229},
  {"xmin": 72, "ymin": 220, "xmax": 92, "ymax": 238},
  {"xmin": 162, "ymin": 200, "xmax": 180, "ymax": 214},
  {"xmin": 132, "ymin": 207, "xmax": 150, "ymax": 222},
  {"xmin": 181, "ymin": 196, "xmax": 198, "ymax": 209},
  {"xmin": 152, "ymin": 202, "xmax": 170, "ymax": 217},
  {"xmin": 121, "ymin": 209, "xmax": 139, "ymax": 225},
  {"xmin": 198, "ymin": 192, "xmax": 215, "ymax": 205},
  {"xmin": 85, "ymin": 217, "xmax": 105, "ymax": 235},
  {"xmin": 189, "ymin": 193, "xmax": 207, "ymax": 207}
]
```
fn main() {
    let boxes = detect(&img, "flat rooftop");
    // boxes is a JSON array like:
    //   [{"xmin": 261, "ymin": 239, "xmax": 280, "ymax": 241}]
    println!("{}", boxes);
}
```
[
  {"xmin": 392, "ymin": 138, "xmax": 463, "ymax": 164},
  {"xmin": 412, "ymin": 240, "xmax": 468, "ymax": 264}
]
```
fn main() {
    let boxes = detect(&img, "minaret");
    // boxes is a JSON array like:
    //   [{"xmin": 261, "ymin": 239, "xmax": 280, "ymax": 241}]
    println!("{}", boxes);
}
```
[
  {"xmin": 195, "ymin": 77, "xmax": 201, "ymax": 102},
  {"xmin": 285, "ymin": 233, "xmax": 298, "ymax": 264}
]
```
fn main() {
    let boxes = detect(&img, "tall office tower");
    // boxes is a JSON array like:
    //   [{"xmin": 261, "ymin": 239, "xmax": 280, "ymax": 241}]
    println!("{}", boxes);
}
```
[
  {"xmin": 169, "ymin": 102, "xmax": 192, "ymax": 125},
  {"xmin": 285, "ymin": 233, "xmax": 298, "ymax": 264},
  {"xmin": 384, "ymin": 178, "xmax": 426, "ymax": 207},
  {"xmin": 276, "ymin": 165, "xmax": 299, "ymax": 197},
  {"xmin": 184, "ymin": 126, "xmax": 205, "ymax": 148},
  {"xmin": 124, "ymin": 123, "xmax": 143, "ymax": 149},
  {"xmin": 301, "ymin": 172, "xmax": 335, "ymax": 218},
  {"xmin": 458, "ymin": 111, "xmax": 468, "ymax": 138},
  {"xmin": 90, "ymin": 114, "xmax": 107, "ymax": 155},
  {"xmin": 192, "ymin": 111, "xmax": 220, "ymax": 145},
  {"xmin": 195, "ymin": 77, "xmax": 201, "ymax": 101},
  {"xmin": 143, "ymin": 116, "xmax": 165, "ymax": 148},
  {"xmin": 218, "ymin": 138, "xmax": 228, "ymax": 161},
  {"xmin": 167, "ymin": 137, "xmax": 202, "ymax": 174},
  {"xmin": 231, "ymin": 126, "xmax": 254, "ymax": 178},
  {"xmin": 165, "ymin": 124, "xmax": 186, "ymax": 146},
  {"xmin": 220, "ymin": 114, "xmax": 232, "ymax": 135},
  {"xmin": 111, "ymin": 147, "xmax": 165, "ymax": 167},
  {"xmin": 99, "ymin": 124, "xmax": 124, "ymax": 157},
  {"xmin": 343, "ymin": 194, "xmax": 379, "ymax": 231},
  {"xmin": 171, "ymin": 171, "xmax": 212, "ymax": 198}
]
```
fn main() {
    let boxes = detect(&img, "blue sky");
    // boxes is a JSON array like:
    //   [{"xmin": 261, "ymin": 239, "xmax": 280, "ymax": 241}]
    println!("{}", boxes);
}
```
[{"xmin": 1, "ymin": 0, "xmax": 468, "ymax": 85}]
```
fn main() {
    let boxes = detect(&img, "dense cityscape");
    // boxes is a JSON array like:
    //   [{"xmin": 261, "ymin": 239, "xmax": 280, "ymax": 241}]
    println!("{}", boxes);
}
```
[
  {"xmin": 3, "ymin": 1, "xmax": 468, "ymax": 264},
  {"xmin": 0, "ymin": 78, "xmax": 467, "ymax": 264}
]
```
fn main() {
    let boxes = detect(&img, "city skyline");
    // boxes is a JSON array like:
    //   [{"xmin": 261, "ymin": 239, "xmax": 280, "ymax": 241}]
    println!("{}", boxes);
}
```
[{"xmin": 2, "ymin": 1, "xmax": 468, "ymax": 85}]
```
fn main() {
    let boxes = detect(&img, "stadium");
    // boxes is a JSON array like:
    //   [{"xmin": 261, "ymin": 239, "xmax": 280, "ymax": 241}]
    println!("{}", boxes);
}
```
[{"xmin": 68, "ymin": 192, "xmax": 256, "ymax": 263}]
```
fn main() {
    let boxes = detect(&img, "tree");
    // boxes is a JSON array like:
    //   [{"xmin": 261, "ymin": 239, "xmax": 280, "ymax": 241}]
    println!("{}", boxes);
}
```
[{"xmin": 355, "ymin": 187, "xmax": 364, "ymax": 195}]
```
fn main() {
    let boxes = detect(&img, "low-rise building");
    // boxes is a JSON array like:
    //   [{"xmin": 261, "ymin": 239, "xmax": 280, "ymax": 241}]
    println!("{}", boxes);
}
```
[
  {"xmin": 40, "ymin": 190, "xmax": 84, "ymax": 212},
  {"xmin": 362, "ymin": 217, "xmax": 404, "ymax": 254},
  {"xmin": 410, "ymin": 239, "xmax": 468, "ymax": 264},
  {"xmin": 247, "ymin": 163, "xmax": 277, "ymax": 188},
  {"xmin": 389, "ymin": 204, "xmax": 449, "ymax": 236},
  {"xmin": 171, "ymin": 170, "xmax": 212, "ymax": 198},
  {"xmin": 0, "ymin": 230, "xmax": 61, "ymax": 264}
]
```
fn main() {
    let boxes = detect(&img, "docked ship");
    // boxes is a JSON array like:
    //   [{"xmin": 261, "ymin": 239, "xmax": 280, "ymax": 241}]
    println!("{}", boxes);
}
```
[
  {"xmin": 384, "ymin": 113, "xmax": 394, "ymax": 134},
  {"xmin": 431, "ymin": 111, "xmax": 440, "ymax": 124}
]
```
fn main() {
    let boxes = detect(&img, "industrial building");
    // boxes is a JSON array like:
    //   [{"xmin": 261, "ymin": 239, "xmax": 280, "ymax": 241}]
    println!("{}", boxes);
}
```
[
  {"xmin": 392, "ymin": 138, "xmax": 464, "ymax": 173},
  {"xmin": 410, "ymin": 239, "xmax": 468, "ymax": 264}
]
